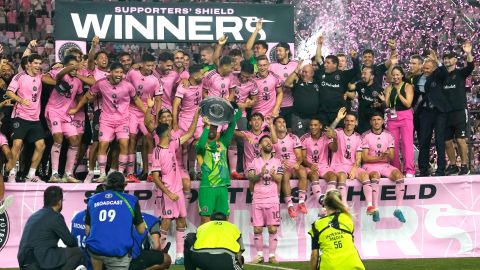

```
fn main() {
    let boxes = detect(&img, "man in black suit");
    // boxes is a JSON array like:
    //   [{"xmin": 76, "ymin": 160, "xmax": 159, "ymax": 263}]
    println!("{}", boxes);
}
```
[
  {"xmin": 18, "ymin": 186, "xmax": 84, "ymax": 270},
  {"xmin": 417, "ymin": 51, "xmax": 452, "ymax": 176}
]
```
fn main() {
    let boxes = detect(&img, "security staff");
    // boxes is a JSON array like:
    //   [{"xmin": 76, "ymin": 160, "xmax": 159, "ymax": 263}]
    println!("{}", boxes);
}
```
[
  {"xmin": 85, "ymin": 172, "xmax": 146, "ymax": 270},
  {"xmin": 309, "ymin": 190, "xmax": 365, "ymax": 270},
  {"xmin": 184, "ymin": 212, "xmax": 245, "ymax": 270}
]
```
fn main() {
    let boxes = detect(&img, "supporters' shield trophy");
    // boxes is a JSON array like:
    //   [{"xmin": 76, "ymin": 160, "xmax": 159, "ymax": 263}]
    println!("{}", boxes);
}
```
[{"xmin": 199, "ymin": 97, "xmax": 234, "ymax": 126}]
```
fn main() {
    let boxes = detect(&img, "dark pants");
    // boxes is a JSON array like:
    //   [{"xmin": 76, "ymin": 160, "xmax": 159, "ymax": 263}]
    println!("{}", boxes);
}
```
[
  {"xmin": 418, "ymin": 108, "xmax": 447, "ymax": 175},
  {"xmin": 21, "ymin": 247, "xmax": 83, "ymax": 270},
  {"xmin": 290, "ymin": 113, "xmax": 311, "ymax": 137}
]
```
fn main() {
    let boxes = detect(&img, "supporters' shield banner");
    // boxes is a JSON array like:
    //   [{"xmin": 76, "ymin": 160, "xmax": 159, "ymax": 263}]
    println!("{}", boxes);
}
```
[
  {"xmin": 199, "ymin": 97, "xmax": 234, "ymax": 126},
  {"xmin": 55, "ymin": 40, "xmax": 87, "ymax": 62},
  {"xmin": 1, "ymin": 177, "xmax": 480, "ymax": 267},
  {"xmin": 54, "ymin": 1, "xmax": 294, "ymax": 43}
]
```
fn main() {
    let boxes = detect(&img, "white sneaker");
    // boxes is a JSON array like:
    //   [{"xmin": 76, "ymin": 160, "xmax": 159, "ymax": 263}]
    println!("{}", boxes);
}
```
[
  {"xmin": 96, "ymin": 174, "xmax": 107, "ymax": 183},
  {"xmin": 63, "ymin": 174, "xmax": 81, "ymax": 183},
  {"xmin": 0, "ymin": 195, "xmax": 14, "ymax": 214},
  {"xmin": 251, "ymin": 254, "xmax": 263, "ymax": 264},
  {"xmin": 75, "ymin": 265, "xmax": 87, "ymax": 270},
  {"xmin": 26, "ymin": 176, "xmax": 45, "ymax": 183},
  {"xmin": 84, "ymin": 172, "xmax": 95, "ymax": 183},
  {"xmin": 406, "ymin": 173, "xmax": 415, "ymax": 178}
]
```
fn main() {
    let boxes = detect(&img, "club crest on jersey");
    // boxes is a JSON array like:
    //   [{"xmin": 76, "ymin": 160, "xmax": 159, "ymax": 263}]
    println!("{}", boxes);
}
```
[
  {"xmin": 53, "ymin": 121, "xmax": 58, "ymax": 126},
  {"xmin": 377, "ymin": 144, "xmax": 382, "ymax": 148},
  {"xmin": 282, "ymin": 147, "xmax": 287, "ymax": 152},
  {"xmin": 283, "ymin": 73, "xmax": 288, "ymax": 78},
  {"xmin": 105, "ymin": 193, "xmax": 113, "ymax": 199},
  {"xmin": 33, "ymin": 86, "xmax": 37, "ymax": 92},
  {"xmin": 314, "ymin": 84, "xmax": 319, "ymax": 91},
  {"xmin": 112, "ymin": 94, "xmax": 117, "ymax": 98},
  {"xmin": 372, "ymin": 91, "xmax": 378, "ymax": 97},
  {"xmin": 335, "ymin": 75, "xmax": 340, "ymax": 81},
  {"xmin": 221, "ymin": 83, "xmax": 225, "ymax": 89},
  {"xmin": 138, "ymin": 84, "xmax": 143, "ymax": 89},
  {"xmin": 13, "ymin": 122, "xmax": 19, "ymax": 128}
]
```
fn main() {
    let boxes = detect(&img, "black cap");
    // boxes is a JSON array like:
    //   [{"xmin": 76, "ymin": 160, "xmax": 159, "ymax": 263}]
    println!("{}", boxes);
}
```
[
  {"xmin": 276, "ymin": 42, "xmax": 290, "ymax": 51},
  {"xmin": 443, "ymin": 51, "xmax": 457, "ymax": 59}
]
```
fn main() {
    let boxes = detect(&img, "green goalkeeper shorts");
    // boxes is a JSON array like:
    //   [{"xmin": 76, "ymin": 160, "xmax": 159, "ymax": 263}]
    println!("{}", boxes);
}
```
[{"xmin": 198, "ymin": 186, "xmax": 230, "ymax": 217}]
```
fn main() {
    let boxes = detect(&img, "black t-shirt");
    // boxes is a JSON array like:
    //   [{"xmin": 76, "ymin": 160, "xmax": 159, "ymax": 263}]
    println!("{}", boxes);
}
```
[
  {"xmin": 315, "ymin": 67, "xmax": 357, "ymax": 113},
  {"xmin": 443, "ymin": 61, "xmax": 474, "ymax": 111},
  {"xmin": 292, "ymin": 79, "xmax": 320, "ymax": 118},
  {"xmin": 356, "ymin": 82, "xmax": 384, "ymax": 115}
]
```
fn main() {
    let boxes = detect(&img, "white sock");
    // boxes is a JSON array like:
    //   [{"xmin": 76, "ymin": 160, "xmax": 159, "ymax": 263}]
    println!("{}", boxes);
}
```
[
  {"xmin": 27, "ymin": 168, "xmax": 36, "ymax": 179},
  {"xmin": 257, "ymin": 251, "xmax": 263, "ymax": 256},
  {"xmin": 52, "ymin": 170, "xmax": 58, "ymax": 175},
  {"xmin": 176, "ymin": 253, "xmax": 184, "ymax": 258},
  {"xmin": 9, "ymin": 168, "xmax": 16, "ymax": 176}
]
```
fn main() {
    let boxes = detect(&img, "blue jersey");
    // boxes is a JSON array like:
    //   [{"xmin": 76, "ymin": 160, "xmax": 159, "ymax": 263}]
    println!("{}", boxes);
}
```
[
  {"xmin": 71, "ymin": 211, "xmax": 93, "ymax": 270},
  {"xmin": 85, "ymin": 190, "xmax": 139, "ymax": 257},
  {"xmin": 132, "ymin": 213, "xmax": 161, "ymax": 259}
]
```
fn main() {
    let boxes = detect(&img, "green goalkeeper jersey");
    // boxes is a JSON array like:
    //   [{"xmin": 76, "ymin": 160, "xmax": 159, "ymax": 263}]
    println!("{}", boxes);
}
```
[{"xmin": 196, "ymin": 109, "xmax": 242, "ymax": 188}]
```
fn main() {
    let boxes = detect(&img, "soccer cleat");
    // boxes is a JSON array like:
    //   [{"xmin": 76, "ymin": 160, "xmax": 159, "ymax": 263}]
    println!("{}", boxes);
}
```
[
  {"xmin": 372, "ymin": 210, "xmax": 380, "ymax": 222},
  {"xmin": 405, "ymin": 173, "xmax": 415, "ymax": 178},
  {"xmin": 445, "ymin": 165, "xmax": 459, "ymax": 176},
  {"xmin": 175, "ymin": 257, "xmax": 184, "ymax": 265},
  {"xmin": 268, "ymin": 256, "xmax": 279, "ymax": 264},
  {"xmin": 96, "ymin": 174, "xmax": 107, "ymax": 183},
  {"xmin": 297, "ymin": 203, "xmax": 308, "ymax": 214},
  {"xmin": 0, "ymin": 195, "xmax": 14, "ymax": 214},
  {"xmin": 127, "ymin": 174, "xmax": 141, "ymax": 183},
  {"xmin": 64, "ymin": 174, "xmax": 81, "ymax": 183},
  {"xmin": 50, "ymin": 173, "xmax": 62, "ymax": 183},
  {"xmin": 288, "ymin": 206, "xmax": 297, "ymax": 219},
  {"xmin": 26, "ymin": 176, "xmax": 45, "ymax": 183},
  {"xmin": 75, "ymin": 266, "xmax": 87, "ymax": 270},
  {"xmin": 7, "ymin": 173, "xmax": 16, "ymax": 183},
  {"xmin": 251, "ymin": 255, "xmax": 263, "ymax": 264},
  {"xmin": 459, "ymin": 165, "xmax": 470, "ymax": 175},
  {"xmin": 394, "ymin": 209, "xmax": 406, "ymax": 223},
  {"xmin": 230, "ymin": 171, "xmax": 243, "ymax": 180},
  {"xmin": 366, "ymin": 206, "xmax": 376, "ymax": 215}
]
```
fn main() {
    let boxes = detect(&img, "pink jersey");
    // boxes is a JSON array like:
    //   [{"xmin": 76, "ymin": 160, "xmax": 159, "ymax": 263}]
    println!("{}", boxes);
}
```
[
  {"xmin": 269, "ymin": 60, "xmax": 297, "ymax": 107},
  {"xmin": 89, "ymin": 78, "xmax": 136, "ymax": 123},
  {"xmin": 46, "ymin": 69, "xmax": 83, "ymax": 120},
  {"xmin": 152, "ymin": 138, "xmax": 183, "ymax": 193},
  {"xmin": 273, "ymin": 133, "xmax": 302, "ymax": 163},
  {"xmin": 174, "ymin": 69, "xmax": 189, "ymax": 83},
  {"xmin": 202, "ymin": 70, "xmax": 237, "ymax": 100},
  {"xmin": 242, "ymin": 130, "xmax": 270, "ymax": 164},
  {"xmin": 300, "ymin": 133, "xmax": 332, "ymax": 166},
  {"xmin": 8, "ymin": 72, "xmax": 43, "ymax": 121},
  {"xmin": 77, "ymin": 68, "xmax": 91, "ymax": 78},
  {"xmin": 249, "ymin": 155, "xmax": 283, "ymax": 204},
  {"xmin": 154, "ymin": 69, "xmax": 178, "ymax": 111},
  {"xmin": 232, "ymin": 76, "xmax": 259, "ymax": 117},
  {"xmin": 90, "ymin": 67, "xmax": 109, "ymax": 81},
  {"xmin": 175, "ymin": 83, "xmax": 202, "ymax": 119},
  {"xmin": 361, "ymin": 130, "xmax": 395, "ymax": 164},
  {"xmin": 253, "ymin": 72, "xmax": 282, "ymax": 117},
  {"xmin": 126, "ymin": 69, "xmax": 163, "ymax": 117},
  {"xmin": 331, "ymin": 129, "xmax": 363, "ymax": 166}
]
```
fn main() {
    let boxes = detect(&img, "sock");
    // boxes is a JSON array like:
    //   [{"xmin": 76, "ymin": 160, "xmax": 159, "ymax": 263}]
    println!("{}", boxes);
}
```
[
  {"xmin": 98, "ymin": 155, "xmax": 107, "ymax": 175},
  {"xmin": 254, "ymin": 233, "xmax": 263, "ymax": 255},
  {"xmin": 395, "ymin": 179, "xmax": 405, "ymax": 207},
  {"xmin": 51, "ymin": 142, "xmax": 62, "ymax": 174},
  {"xmin": 65, "ymin": 146, "xmax": 78, "ymax": 176},
  {"xmin": 311, "ymin": 181, "xmax": 322, "ymax": 203},
  {"xmin": 228, "ymin": 145, "xmax": 237, "ymax": 173},
  {"xmin": 160, "ymin": 229, "xmax": 168, "ymax": 250},
  {"xmin": 268, "ymin": 232, "xmax": 278, "ymax": 257},
  {"xmin": 127, "ymin": 154, "xmax": 135, "ymax": 175},
  {"xmin": 147, "ymin": 153, "xmax": 153, "ymax": 174},
  {"xmin": 118, "ymin": 155, "xmax": 128, "ymax": 174},
  {"xmin": 337, "ymin": 182, "xmax": 347, "ymax": 206},
  {"xmin": 284, "ymin": 195, "xmax": 293, "ymax": 207},
  {"xmin": 298, "ymin": 190, "xmax": 307, "ymax": 203},
  {"xmin": 176, "ymin": 228, "xmax": 186, "ymax": 257},
  {"xmin": 362, "ymin": 180, "xmax": 373, "ymax": 206},
  {"xmin": 9, "ymin": 167, "xmax": 16, "ymax": 176},
  {"xmin": 184, "ymin": 190, "xmax": 192, "ymax": 203},
  {"xmin": 371, "ymin": 179, "xmax": 379, "ymax": 208},
  {"xmin": 27, "ymin": 168, "xmax": 36, "ymax": 179},
  {"xmin": 326, "ymin": 181, "xmax": 337, "ymax": 191}
]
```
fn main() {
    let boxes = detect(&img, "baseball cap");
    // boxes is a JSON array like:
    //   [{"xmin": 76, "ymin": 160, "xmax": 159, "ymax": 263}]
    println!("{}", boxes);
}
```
[{"xmin": 443, "ymin": 51, "xmax": 457, "ymax": 59}]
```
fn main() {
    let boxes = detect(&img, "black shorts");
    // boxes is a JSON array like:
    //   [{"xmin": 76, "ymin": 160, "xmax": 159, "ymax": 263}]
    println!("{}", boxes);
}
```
[
  {"xmin": 82, "ymin": 110, "xmax": 93, "ymax": 144},
  {"xmin": 129, "ymin": 250, "xmax": 165, "ymax": 270},
  {"xmin": 445, "ymin": 109, "xmax": 467, "ymax": 141},
  {"xmin": 91, "ymin": 110, "xmax": 101, "ymax": 142},
  {"xmin": 185, "ymin": 251, "xmax": 243, "ymax": 270},
  {"xmin": 11, "ymin": 118, "xmax": 45, "ymax": 143},
  {"xmin": 280, "ymin": 106, "xmax": 293, "ymax": 128}
]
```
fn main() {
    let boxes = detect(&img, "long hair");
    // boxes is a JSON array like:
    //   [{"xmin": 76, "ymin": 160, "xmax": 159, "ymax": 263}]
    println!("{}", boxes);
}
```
[{"xmin": 323, "ymin": 189, "xmax": 351, "ymax": 218}]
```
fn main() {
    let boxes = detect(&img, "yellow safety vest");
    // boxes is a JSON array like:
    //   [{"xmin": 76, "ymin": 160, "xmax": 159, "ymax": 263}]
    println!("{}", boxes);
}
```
[{"xmin": 194, "ymin": 221, "xmax": 241, "ymax": 253}]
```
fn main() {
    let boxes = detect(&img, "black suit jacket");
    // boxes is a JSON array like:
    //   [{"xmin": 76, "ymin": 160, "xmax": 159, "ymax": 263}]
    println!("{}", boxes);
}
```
[{"xmin": 420, "ymin": 66, "xmax": 452, "ymax": 113}]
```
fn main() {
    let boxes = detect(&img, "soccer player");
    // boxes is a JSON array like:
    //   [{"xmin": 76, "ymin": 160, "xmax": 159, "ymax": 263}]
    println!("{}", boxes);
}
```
[
  {"xmin": 253, "ymin": 55, "xmax": 283, "ymax": 118},
  {"xmin": 331, "ymin": 109, "xmax": 375, "ymax": 211},
  {"xmin": 69, "ymin": 63, "xmax": 145, "ymax": 182},
  {"xmin": 248, "ymin": 135, "xmax": 283, "ymax": 265},
  {"xmin": 362, "ymin": 112, "xmax": 406, "ymax": 222},
  {"xmin": 43, "ymin": 55, "xmax": 84, "ymax": 183},
  {"xmin": 202, "ymin": 56, "xmax": 236, "ymax": 101},
  {"xmin": 245, "ymin": 19, "xmax": 268, "ymax": 64},
  {"xmin": 126, "ymin": 53, "xmax": 163, "ymax": 182},
  {"xmin": 269, "ymin": 115, "xmax": 308, "ymax": 218},
  {"xmin": 300, "ymin": 117, "xmax": 338, "ymax": 206},
  {"xmin": 118, "ymin": 52, "xmax": 133, "ymax": 71},
  {"xmin": 154, "ymin": 51, "xmax": 177, "ymax": 112},
  {"xmin": 6, "ymin": 54, "xmax": 51, "ymax": 183},
  {"xmin": 200, "ymin": 45, "xmax": 216, "ymax": 72},
  {"xmin": 173, "ymin": 50, "xmax": 189, "ymax": 79},
  {"xmin": 195, "ymin": 104, "xmax": 242, "ymax": 224},
  {"xmin": 145, "ymin": 98, "xmax": 200, "ymax": 265}
]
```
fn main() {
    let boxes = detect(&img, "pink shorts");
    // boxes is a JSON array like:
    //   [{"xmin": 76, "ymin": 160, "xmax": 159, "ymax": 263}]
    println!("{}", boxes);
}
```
[
  {"xmin": 0, "ymin": 133, "xmax": 8, "ymax": 146},
  {"xmin": 73, "ymin": 111, "xmax": 85, "ymax": 135},
  {"xmin": 155, "ymin": 189, "xmax": 187, "ymax": 219},
  {"xmin": 179, "ymin": 117, "xmax": 203, "ymax": 139},
  {"xmin": 99, "ymin": 118, "xmax": 130, "ymax": 141},
  {"xmin": 251, "ymin": 203, "xmax": 280, "ymax": 227},
  {"xmin": 129, "ymin": 113, "xmax": 149, "ymax": 135},
  {"xmin": 46, "ymin": 111, "xmax": 78, "ymax": 137},
  {"xmin": 332, "ymin": 164, "xmax": 367, "ymax": 178},
  {"xmin": 306, "ymin": 165, "xmax": 334, "ymax": 178},
  {"xmin": 363, "ymin": 163, "xmax": 398, "ymax": 177}
]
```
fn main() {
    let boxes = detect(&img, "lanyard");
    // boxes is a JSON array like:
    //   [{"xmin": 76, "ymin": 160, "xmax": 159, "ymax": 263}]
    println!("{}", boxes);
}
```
[{"xmin": 392, "ymin": 82, "xmax": 403, "ymax": 108}]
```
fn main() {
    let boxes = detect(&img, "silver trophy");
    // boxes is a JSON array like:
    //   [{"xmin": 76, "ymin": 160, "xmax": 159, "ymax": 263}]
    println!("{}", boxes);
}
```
[{"xmin": 199, "ymin": 97, "xmax": 235, "ymax": 126}]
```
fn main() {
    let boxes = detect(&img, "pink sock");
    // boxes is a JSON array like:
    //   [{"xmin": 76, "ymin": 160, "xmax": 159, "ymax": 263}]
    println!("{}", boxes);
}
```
[
  {"xmin": 65, "ymin": 146, "xmax": 78, "ymax": 175},
  {"xmin": 311, "ymin": 181, "xmax": 322, "ymax": 203},
  {"xmin": 284, "ymin": 195, "xmax": 293, "ymax": 207},
  {"xmin": 176, "ymin": 228, "xmax": 186, "ymax": 255},
  {"xmin": 337, "ymin": 182, "xmax": 347, "ymax": 206},
  {"xmin": 228, "ymin": 145, "xmax": 237, "ymax": 173},
  {"xmin": 118, "ymin": 154, "xmax": 128, "ymax": 174},
  {"xmin": 268, "ymin": 232, "xmax": 278, "ymax": 256},
  {"xmin": 51, "ymin": 143, "xmax": 61, "ymax": 173},
  {"xmin": 127, "ymin": 154, "xmax": 135, "ymax": 174},
  {"xmin": 298, "ymin": 190, "xmax": 307, "ymax": 203},
  {"xmin": 395, "ymin": 179, "xmax": 405, "ymax": 207},
  {"xmin": 362, "ymin": 181, "xmax": 373, "ymax": 206},
  {"xmin": 148, "ymin": 153, "xmax": 153, "ymax": 174},
  {"xmin": 371, "ymin": 179, "xmax": 379, "ymax": 208},
  {"xmin": 254, "ymin": 233, "xmax": 263, "ymax": 255},
  {"xmin": 160, "ymin": 229, "xmax": 168, "ymax": 249},
  {"xmin": 326, "ymin": 181, "xmax": 336, "ymax": 191},
  {"xmin": 98, "ymin": 155, "xmax": 107, "ymax": 175}
]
